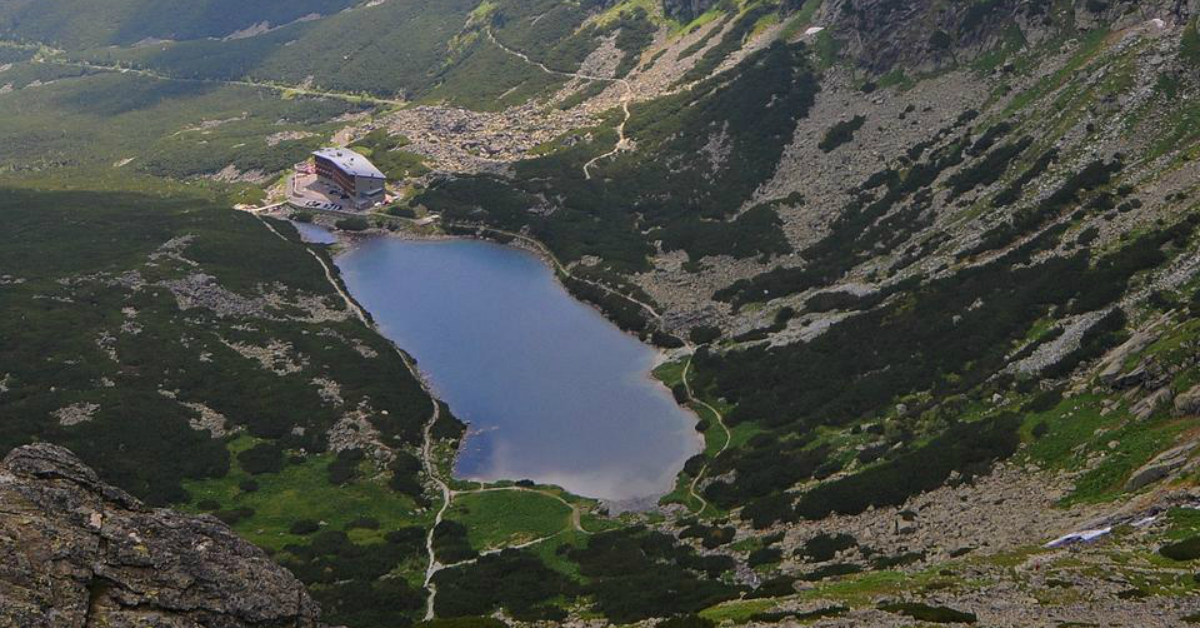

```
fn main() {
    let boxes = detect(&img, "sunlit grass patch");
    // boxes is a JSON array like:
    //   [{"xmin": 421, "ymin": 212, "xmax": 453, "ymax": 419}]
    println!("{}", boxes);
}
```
[
  {"xmin": 446, "ymin": 489, "xmax": 573, "ymax": 552},
  {"xmin": 184, "ymin": 435, "xmax": 426, "ymax": 552}
]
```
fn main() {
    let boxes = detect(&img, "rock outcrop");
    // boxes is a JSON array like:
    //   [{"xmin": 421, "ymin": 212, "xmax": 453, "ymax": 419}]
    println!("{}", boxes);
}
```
[
  {"xmin": 1124, "ymin": 441, "xmax": 1198, "ymax": 491},
  {"xmin": 1174, "ymin": 382, "xmax": 1200, "ymax": 416},
  {"xmin": 809, "ymin": 0, "xmax": 1198, "ymax": 75},
  {"xmin": 0, "ymin": 444, "xmax": 320, "ymax": 628}
]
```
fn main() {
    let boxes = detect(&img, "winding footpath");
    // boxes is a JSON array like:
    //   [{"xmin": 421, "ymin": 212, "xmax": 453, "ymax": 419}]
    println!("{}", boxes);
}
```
[
  {"xmin": 418, "ymin": 390, "xmax": 452, "ymax": 621},
  {"xmin": 485, "ymin": 29, "xmax": 634, "ymax": 180},
  {"xmin": 45, "ymin": 57, "xmax": 406, "ymax": 107},
  {"xmin": 681, "ymin": 349, "xmax": 731, "ymax": 516},
  {"xmin": 254, "ymin": 215, "xmax": 448, "ymax": 619},
  {"xmin": 256, "ymin": 214, "xmax": 590, "ymax": 620},
  {"xmin": 421, "ymin": 485, "xmax": 590, "ymax": 618}
]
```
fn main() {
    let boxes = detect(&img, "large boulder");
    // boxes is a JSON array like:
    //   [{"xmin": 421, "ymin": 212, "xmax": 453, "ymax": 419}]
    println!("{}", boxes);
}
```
[
  {"xmin": 0, "ymin": 443, "xmax": 321, "ymax": 628},
  {"xmin": 1174, "ymin": 383, "xmax": 1200, "ymax": 417},
  {"xmin": 1124, "ymin": 441, "xmax": 1198, "ymax": 492}
]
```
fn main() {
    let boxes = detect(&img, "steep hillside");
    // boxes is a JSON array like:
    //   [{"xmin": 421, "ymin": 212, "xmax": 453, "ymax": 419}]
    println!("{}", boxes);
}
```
[
  {"xmin": 0, "ymin": 183, "xmax": 466, "ymax": 627},
  {"xmin": 0, "ymin": 0, "xmax": 362, "ymax": 48},
  {"xmin": 0, "ymin": 443, "xmax": 320, "ymax": 627}
]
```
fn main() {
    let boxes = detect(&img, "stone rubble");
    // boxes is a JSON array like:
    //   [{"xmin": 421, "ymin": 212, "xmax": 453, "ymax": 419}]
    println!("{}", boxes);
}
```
[
  {"xmin": 52, "ymin": 402, "xmax": 101, "ymax": 427},
  {"xmin": 0, "ymin": 443, "xmax": 321, "ymax": 627}
]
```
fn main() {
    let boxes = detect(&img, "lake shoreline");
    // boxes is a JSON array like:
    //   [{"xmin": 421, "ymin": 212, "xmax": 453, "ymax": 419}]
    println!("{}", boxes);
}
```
[{"xmin": 288, "ymin": 215, "xmax": 704, "ymax": 509}]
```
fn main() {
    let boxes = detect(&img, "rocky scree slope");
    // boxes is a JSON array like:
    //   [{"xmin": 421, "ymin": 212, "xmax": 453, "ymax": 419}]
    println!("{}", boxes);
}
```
[
  {"xmin": 811, "ymin": 0, "xmax": 1200, "ymax": 74},
  {"xmin": 0, "ymin": 443, "xmax": 321, "ymax": 628}
]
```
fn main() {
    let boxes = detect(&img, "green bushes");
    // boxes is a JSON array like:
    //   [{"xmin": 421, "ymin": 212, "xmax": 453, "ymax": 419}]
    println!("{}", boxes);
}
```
[
  {"xmin": 739, "ymin": 493, "xmax": 800, "ymax": 529},
  {"xmin": 991, "ymin": 148, "xmax": 1058, "ymax": 208},
  {"xmin": 290, "ymin": 519, "xmax": 320, "ymax": 535},
  {"xmin": 1160, "ymin": 535, "xmax": 1200, "ymax": 561},
  {"xmin": 689, "ymin": 325, "xmax": 723, "ymax": 344},
  {"xmin": 697, "ymin": 216, "xmax": 1193, "ymax": 517},
  {"xmin": 1023, "ymin": 389, "xmax": 1064, "ymax": 413},
  {"xmin": 800, "ymin": 563, "xmax": 862, "ymax": 581},
  {"xmin": 654, "ymin": 205, "xmax": 792, "ymax": 260},
  {"xmin": 947, "ymin": 136, "xmax": 1032, "ymax": 198},
  {"xmin": 328, "ymin": 448, "xmax": 364, "ymax": 485},
  {"xmin": 611, "ymin": 7, "xmax": 657, "ymax": 77},
  {"xmin": 566, "ymin": 529, "xmax": 741, "ymax": 623},
  {"xmin": 796, "ymin": 532, "xmax": 858, "ymax": 562},
  {"xmin": 563, "ymin": 275, "xmax": 649, "ymax": 336},
  {"xmin": 1183, "ymin": 18, "xmax": 1200, "ymax": 66},
  {"xmin": 679, "ymin": 5, "xmax": 775, "ymax": 84},
  {"xmin": 703, "ymin": 439, "xmax": 828, "ymax": 516},
  {"xmin": 732, "ymin": 307, "xmax": 797, "ymax": 343},
  {"xmin": 432, "ymin": 549, "xmax": 574, "ymax": 621},
  {"xmin": 215, "ymin": 507, "xmax": 255, "ymax": 525},
  {"xmin": 878, "ymin": 602, "xmax": 976, "ymax": 624},
  {"xmin": 1041, "ymin": 309, "xmax": 1127, "ymax": 379},
  {"xmin": 679, "ymin": 524, "xmax": 737, "ymax": 548},
  {"xmin": 818, "ymin": 115, "xmax": 866, "ymax": 152},
  {"xmin": 283, "ymin": 529, "xmax": 426, "ymax": 626},
  {"xmin": 336, "ymin": 217, "xmax": 371, "ymax": 232},
  {"xmin": 929, "ymin": 30, "xmax": 952, "ymax": 50},
  {"xmin": 419, "ymin": 42, "xmax": 815, "ymax": 273},
  {"xmin": 715, "ymin": 137, "xmax": 966, "ymax": 308},
  {"xmin": 794, "ymin": 416, "xmax": 1020, "ymax": 519},
  {"xmin": 745, "ymin": 575, "xmax": 797, "ymax": 599},
  {"xmin": 975, "ymin": 158, "xmax": 1122, "ymax": 254},
  {"xmin": 748, "ymin": 546, "xmax": 783, "ymax": 567},
  {"xmin": 432, "ymin": 521, "xmax": 478, "ymax": 564},
  {"xmin": 871, "ymin": 550, "xmax": 925, "ymax": 569},
  {"xmin": 967, "ymin": 122, "xmax": 1012, "ymax": 156},
  {"xmin": 0, "ymin": 179, "xmax": 440, "ymax": 628},
  {"xmin": 389, "ymin": 450, "xmax": 426, "ymax": 501},
  {"xmin": 238, "ymin": 442, "xmax": 284, "ymax": 475}
]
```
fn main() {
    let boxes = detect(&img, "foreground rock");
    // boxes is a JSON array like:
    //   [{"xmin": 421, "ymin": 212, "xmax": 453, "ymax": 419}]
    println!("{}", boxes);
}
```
[{"xmin": 0, "ymin": 444, "xmax": 320, "ymax": 628}]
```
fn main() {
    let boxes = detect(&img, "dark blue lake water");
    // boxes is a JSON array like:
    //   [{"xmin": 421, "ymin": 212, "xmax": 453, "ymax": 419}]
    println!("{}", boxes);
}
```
[{"xmin": 333, "ymin": 236, "xmax": 701, "ymax": 501}]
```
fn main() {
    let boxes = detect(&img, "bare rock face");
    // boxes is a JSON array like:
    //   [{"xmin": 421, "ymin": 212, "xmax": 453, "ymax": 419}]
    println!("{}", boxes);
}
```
[
  {"xmin": 0, "ymin": 443, "xmax": 321, "ymax": 628},
  {"xmin": 807, "ymin": 0, "xmax": 1198, "ymax": 75},
  {"xmin": 1174, "ymin": 382, "xmax": 1200, "ymax": 416}
]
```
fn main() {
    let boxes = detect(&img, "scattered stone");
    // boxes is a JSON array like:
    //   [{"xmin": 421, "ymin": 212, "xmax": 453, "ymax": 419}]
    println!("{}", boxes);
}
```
[
  {"xmin": 1173, "ymin": 383, "xmax": 1200, "ymax": 416},
  {"xmin": 182, "ymin": 401, "xmax": 232, "ymax": 437},
  {"xmin": 221, "ymin": 338, "xmax": 309, "ymax": 375},
  {"xmin": 1131, "ymin": 387, "xmax": 1172, "ymax": 420},
  {"xmin": 53, "ymin": 402, "xmax": 100, "ymax": 427},
  {"xmin": 311, "ymin": 377, "xmax": 344, "ymax": 406},
  {"xmin": 0, "ymin": 443, "xmax": 320, "ymax": 627},
  {"xmin": 1124, "ymin": 441, "xmax": 1197, "ymax": 491}
]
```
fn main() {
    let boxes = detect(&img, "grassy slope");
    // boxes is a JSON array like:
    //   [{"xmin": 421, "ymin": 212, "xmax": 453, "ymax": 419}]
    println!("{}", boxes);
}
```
[
  {"xmin": 447, "ymin": 490, "xmax": 573, "ymax": 551},
  {"xmin": 0, "ymin": 0, "xmax": 362, "ymax": 48},
  {"xmin": 0, "ymin": 65, "xmax": 363, "ymax": 199}
]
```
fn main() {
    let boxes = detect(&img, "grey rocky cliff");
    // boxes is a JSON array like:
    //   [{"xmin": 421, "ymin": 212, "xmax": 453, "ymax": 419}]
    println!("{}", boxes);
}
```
[
  {"xmin": 0, "ymin": 443, "xmax": 321, "ymax": 628},
  {"xmin": 805, "ymin": 0, "xmax": 1199, "ymax": 75}
]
